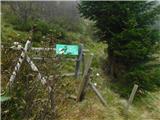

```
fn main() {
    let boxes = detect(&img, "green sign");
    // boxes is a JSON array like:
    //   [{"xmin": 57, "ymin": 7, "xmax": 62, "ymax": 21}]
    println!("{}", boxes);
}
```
[{"xmin": 56, "ymin": 44, "xmax": 79, "ymax": 56}]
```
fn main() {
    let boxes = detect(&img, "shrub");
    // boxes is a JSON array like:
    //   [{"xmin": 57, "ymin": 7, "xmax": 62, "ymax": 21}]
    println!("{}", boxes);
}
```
[
  {"xmin": 34, "ymin": 20, "xmax": 50, "ymax": 35},
  {"xmin": 32, "ymin": 31, "xmax": 43, "ymax": 42},
  {"xmin": 49, "ymin": 25, "xmax": 67, "ymax": 40}
]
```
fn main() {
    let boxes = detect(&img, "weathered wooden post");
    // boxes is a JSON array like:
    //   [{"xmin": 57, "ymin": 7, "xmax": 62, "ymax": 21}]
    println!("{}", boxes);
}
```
[
  {"xmin": 75, "ymin": 44, "xmax": 83, "ymax": 78},
  {"xmin": 82, "ymin": 53, "xmax": 85, "ymax": 75},
  {"xmin": 76, "ymin": 53, "xmax": 93, "ymax": 101},
  {"xmin": 126, "ymin": 84, "xmax": 138, "ymax": 114},
  {"xmin": 89, "ymin": 81, "xmax": 107, "ymax": 106}
]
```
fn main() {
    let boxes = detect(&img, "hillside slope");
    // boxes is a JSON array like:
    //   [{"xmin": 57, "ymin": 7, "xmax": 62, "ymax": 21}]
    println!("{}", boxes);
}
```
[{"xmin": 1, "ymin": 22, "xmax": 160, "ymax": 120}]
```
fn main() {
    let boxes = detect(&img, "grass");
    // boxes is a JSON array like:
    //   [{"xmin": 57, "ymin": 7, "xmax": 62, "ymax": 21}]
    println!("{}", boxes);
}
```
[
  {"xmin": 1, "ymin": 21, "xmax": 28, "ymax": 44},
  {"xmin": 56, "ymin": 38, "xmax": 160, "ymax": 120}
]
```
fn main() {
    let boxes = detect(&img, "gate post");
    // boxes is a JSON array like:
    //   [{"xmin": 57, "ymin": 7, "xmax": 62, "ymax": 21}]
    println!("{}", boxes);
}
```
[
  {"xmin": 77, "ymin": 54, "xmax": 94, "ymax": 101},
  {"xmin": 75, "ymin": 44, "xmax": 83, "ymax": 78}
]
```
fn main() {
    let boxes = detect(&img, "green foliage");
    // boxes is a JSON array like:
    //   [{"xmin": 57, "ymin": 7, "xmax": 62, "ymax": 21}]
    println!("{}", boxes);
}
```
[
  {"xmin": 2, "ymin": 2, "xmax": 96, "ymax": 44},
  {"xmin": 32, "ymin": 31, "xmax": 43, "ymax": 42},
  {"xmin": 13, "ymin": 19, "xmax": 50, "ymax": 34},
  {"xmin": 34, "ymin": 20, "xmax": 50, "ymax": 35},
  {"xmin": 111, "ymin": 28, "xmax": 159, "ymax": 64},
  {"xmin": 13, "ymin": 19, "xmax": 33, "ymax": 31},
  {"xmin": 79, "ymin": 1, "xmax": 160, "ymax": 95},
  {"xmin": 49, "ymin": 25, "xmax": 67, "ymax": 40},
  {"xmin": 125, "ymin": 65, "xmax": 160, "ymax": 91},
  {"xmin": 51, "ymin": 16, "xmax": 82, "ymax": 33}
]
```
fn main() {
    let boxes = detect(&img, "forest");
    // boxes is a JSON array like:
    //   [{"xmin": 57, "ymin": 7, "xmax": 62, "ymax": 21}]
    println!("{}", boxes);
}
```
[{"xmin": 1, "ymin": 1, "xmax": 160, "ymax": 120}]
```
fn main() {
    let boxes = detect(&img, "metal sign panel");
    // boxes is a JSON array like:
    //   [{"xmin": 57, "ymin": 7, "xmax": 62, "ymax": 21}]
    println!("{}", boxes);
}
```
[{"xmin": 56, "ymin": 44, "xmax": 79, "ymax": 56}]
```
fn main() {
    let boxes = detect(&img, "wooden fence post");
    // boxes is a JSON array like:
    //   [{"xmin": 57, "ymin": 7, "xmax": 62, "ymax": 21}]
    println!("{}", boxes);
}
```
[
  {"xmin": 75, "ymin": 44, "xmax": 83, "ymax": 78},
  {"xmin": 126, "ymin": 84, "xmax": 138, "ymax": 113},
  {"xmin": 89, "ymin": 82, "xmax": 107, "ymax": 106},
  {"xmin": 82, "ymin": 53, "xmax": 85, "ymax": 75},
  {"xmin": 76, "ymin": 54, "xmax": 93, "ymax": 101}
]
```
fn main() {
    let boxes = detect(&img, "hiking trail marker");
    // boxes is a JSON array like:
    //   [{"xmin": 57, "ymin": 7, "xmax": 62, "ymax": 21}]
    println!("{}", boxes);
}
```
[{"xmin": 56, "ymin": 44, "xmax": 79, "ymax": 56}]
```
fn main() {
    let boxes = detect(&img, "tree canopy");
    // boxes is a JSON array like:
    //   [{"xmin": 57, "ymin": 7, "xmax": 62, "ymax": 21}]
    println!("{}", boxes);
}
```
[{"xmin": 79, "ymin": 1, "xmax": 160, "ymax": 95}]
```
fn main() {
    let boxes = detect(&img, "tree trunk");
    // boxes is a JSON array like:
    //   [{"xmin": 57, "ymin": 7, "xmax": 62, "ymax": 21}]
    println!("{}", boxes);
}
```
[{"xmin": 107, "ymin": 46, "xmax": 126, "ymax": 81}]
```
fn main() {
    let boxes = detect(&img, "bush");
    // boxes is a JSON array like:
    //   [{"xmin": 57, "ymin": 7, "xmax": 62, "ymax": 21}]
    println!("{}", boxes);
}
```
[
  {"xmin": 14, "ymin": 21, "xmax": 33, "ymax": 31},
  {"xmin": 49, "ymin": 25, "xmax": 67, "ymax": 40},
  {"xmin": 32, "ymin": 31, "xmax": 43, "ymax": 42},
  {"xmin": 34, "ymin": 20, "xmax": 50, "ymax": 35}
]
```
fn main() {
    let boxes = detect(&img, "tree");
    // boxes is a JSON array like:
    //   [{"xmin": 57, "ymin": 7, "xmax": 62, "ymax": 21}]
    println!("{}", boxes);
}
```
[
  {"xmin": 8, "ymin": 2, "xmax": 35, "ymax": 23},
  {"xmin": 2, "ymin": 1, "xmax": 80, "ymax": 31},
  {"xmin": 79, "ymin": 1, "xmax": 160, "ymax": 95}
]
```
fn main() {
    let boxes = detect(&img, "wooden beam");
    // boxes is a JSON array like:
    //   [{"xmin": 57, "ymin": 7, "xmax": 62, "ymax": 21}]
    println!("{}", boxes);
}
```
[
  {"xmin": 31, "ymin": 47, "xmax": 89, "ymax": 52},
  {"xmin": 32, "ymin": 57, "xmax": 77, "ymax": 62},
  {"xmin": 89, "ymin": 82, "xmax": 107, "ymax": 106},
  {"xmin": 62, "ymin": 72, "xmax": 82, "ymax": 77},
  {"xmin": 7, "ymin": 45, "xmax": 89, "ymax": 52},
  {"xmin": 126, "ymin": 84, "xmax": 138, "ymax": 113},
  {"xmin": 75, "ymin": 44, "xmax": 83, "ymax": 78},
  {"xmin": 48, "ymin": 72, "xmax": 82, "ymax": 78},
  {"xmin": 31, "ymin": 47, "xmax": 55, "ymax": 51}
]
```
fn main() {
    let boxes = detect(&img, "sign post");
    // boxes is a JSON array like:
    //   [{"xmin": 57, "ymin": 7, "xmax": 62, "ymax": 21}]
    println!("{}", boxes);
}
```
[
  {"xmin": 75, "ymin": 44, "xmax": 83, "ymax": 78},
  {"xmin": 56, "ymin": 44, "xmax": 83, "ymax": 78}
]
